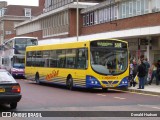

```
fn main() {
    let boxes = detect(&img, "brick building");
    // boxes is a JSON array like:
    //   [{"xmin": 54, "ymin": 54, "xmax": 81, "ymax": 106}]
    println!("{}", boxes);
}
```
[
  {"xmin": 15, "ymin": 0, "xmax": 160, "ymax": 63},
  {"xmin": 15, "ymin": 0, "xmax": 100, "ymax": 40},
  {"xmin": 0, "ymin": 0, "xmax": 45, "ymax": 44}
]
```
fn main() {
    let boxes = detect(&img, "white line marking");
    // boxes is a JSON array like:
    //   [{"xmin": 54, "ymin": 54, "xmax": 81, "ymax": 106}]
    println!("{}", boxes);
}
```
[
  {"xmin": 138, "ymin": 104, "xmax": 160, "ymax": 110},
  {"xmin": 97, "ymin": 94, "xmax": 106, "ymax": 97},
  {"xmin": 110, "ymin": 89, "xmax": 160, "ymax": 97},
  {"xmin": 151, "ymin": 107, "xmax": 160, "ymax": 110},
  {"xmin": 114, "ymin": 97, "xmax": 126, "ymax": 100}
]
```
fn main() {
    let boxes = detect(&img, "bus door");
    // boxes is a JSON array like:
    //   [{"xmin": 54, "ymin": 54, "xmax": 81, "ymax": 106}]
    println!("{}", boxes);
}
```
[{"xmin": 74, "ymin": 48, "xmax": 88, "ymax": 87}]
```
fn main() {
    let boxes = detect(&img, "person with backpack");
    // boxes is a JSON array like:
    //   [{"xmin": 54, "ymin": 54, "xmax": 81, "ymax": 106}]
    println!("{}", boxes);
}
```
[{"xmin": 137, "ymin": 56, "xmax": 147, "ymax": 89}]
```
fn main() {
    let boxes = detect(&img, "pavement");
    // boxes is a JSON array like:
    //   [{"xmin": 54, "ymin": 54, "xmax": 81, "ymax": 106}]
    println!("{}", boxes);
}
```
[{"xmin": 128, "ymin": 83, "xmax": 160, "ymax": 95}]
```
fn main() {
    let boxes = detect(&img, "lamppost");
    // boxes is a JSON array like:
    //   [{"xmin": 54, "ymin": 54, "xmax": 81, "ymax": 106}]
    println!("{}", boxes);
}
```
[{"xmin": 76, "ymin": 0, "xmax": 79, "ymax": 41}]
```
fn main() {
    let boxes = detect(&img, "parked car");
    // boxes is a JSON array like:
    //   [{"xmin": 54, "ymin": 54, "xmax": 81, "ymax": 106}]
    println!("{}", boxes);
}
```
[{"xmin": 0, "ymin": 69, "xmax": 22, "ymax": 109}]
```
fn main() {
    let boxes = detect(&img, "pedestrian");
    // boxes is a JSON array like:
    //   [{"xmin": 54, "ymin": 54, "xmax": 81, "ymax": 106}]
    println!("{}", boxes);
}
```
[
  {"xmin": 137, "ymin": 56, "xmax": 146, "ymax": 89},
  {"xmin": 132, "ymin": 59, "xmax": 138, "ymax": 86},
  {"xmin": 148, "ymin": 62, "xmax": 157, "ymax": 85},
  {"xmin": 156, "ymin": 60, "xmax": 160, "ymax": 85},
  {"xmin": 144, "ymin": 58, "xmax": 150, "ymax": 85},
  {"xmin": 129, "ymin": 60, "xmax": 134, "ymax": 87}
]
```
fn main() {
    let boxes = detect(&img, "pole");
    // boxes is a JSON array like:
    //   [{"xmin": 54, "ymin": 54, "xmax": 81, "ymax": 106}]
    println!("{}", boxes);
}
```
[{"xmin": 77, "ymin": 0, "xmax": 79, "ymax": 41}]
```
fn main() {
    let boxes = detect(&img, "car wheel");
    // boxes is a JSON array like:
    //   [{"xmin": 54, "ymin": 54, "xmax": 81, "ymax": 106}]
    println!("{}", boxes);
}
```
[
  {"xmin": 10, "ymin": 102, "xmax": 17, "ymax": 109},
  {"xmin": 66, "ymin": 77, "xmax": 74, "ymax": 90}
]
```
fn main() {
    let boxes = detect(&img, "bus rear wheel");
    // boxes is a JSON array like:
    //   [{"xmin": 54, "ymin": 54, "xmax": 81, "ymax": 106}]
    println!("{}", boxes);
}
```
[{"xmin": 66, "ymin": 77, "xmax": 73, "ymax": 90}]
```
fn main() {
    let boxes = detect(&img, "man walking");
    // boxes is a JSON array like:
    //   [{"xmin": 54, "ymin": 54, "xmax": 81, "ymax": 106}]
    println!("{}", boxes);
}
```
[
  {"xmin": 144, "ymin": 58, "xmax": 150, "ymax": 85},
  {"xmin": 137, "ymin": 55, "xmax": 146, "ymax": 89}
]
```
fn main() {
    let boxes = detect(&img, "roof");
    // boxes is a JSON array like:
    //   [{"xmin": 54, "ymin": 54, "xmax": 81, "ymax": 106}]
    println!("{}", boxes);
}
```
[{"xmin": 4, "ymin": 5, "xmax": 44, "ymax": 16}]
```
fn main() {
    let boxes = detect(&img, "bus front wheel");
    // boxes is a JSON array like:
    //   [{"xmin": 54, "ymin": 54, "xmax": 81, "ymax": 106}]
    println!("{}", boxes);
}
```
[{"xmin": 66, "ymin": 77, "xmax": 73, "ymax": 90}]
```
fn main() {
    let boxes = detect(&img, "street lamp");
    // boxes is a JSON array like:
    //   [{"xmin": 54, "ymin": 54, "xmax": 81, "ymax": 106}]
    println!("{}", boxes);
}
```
[{"xmin": 76, "ymin": 0, "xmax": 79, "ymax": 41}]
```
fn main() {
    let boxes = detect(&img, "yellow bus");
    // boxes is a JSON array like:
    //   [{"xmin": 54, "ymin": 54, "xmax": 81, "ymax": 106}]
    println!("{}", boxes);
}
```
[{"xmin": 25, "ymin": 39, "xmax": 129, "ymax": 91}]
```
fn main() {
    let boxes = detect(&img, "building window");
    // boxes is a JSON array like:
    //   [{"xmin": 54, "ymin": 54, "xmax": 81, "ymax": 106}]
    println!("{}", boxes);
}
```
[
  {"xmin": 86, "ymin": 13, "xmax": 89, "ymax": 26},
  {"xmin": 144, "ymin": 0, "xmax": 149, "ymax": 13},
  {"xmin": 136, "ymin": 0, "xmax": 141, "ymax": 15},
  {"xmin": 104, "ymin": 8, "xmax": 108, "ymax": 22},
  {"xmin": 155, "ymin": 0, "xmax": 160, "ymax": 9},
  {"xmin": 129, "ymin": 1, "xmax": 133, "ymax": 16},
  {"xmin": 5, "ymin": 31, "xmax": 12, "ymax": 35},
  {"xmin": 114, "ymin": 5, "xmax": 118, "ymax": 20},
  {"xmin": 83, "ymin": 15, "xmax": 86, "ymax": 26},
  {"xmin": 94, "ymin": 10, "xmax": 98, "ymax": 24},
  {"xmin": 90, "ymin": 12, "xmax": 94, "ymax": 25},
  {"xmin": 122, "ymin": 2, "xmax": 126, "ymax": 18},
  {"xmin": 24, "ymin": 8, "xmax": 31, "ymax": 17},
  {"xmin": 152, "ymin": 0, "xmax": 160, "ymax": 12},
  {"xmin": 0, "ymin": 8, "xmax": 6, "ymax": 17},
  {"xmin": 49, "ymin": 0, "xmax": 52, "ymax": 7},
  {"xmin": 99, "ymin": 9, "xmax": 104, "ymax": 23}
]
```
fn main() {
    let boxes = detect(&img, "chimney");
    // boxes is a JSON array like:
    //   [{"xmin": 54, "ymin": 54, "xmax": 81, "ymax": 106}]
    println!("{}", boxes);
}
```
[{"xmin": 39, "ymin": 0, "xmax": 45, "ymax": 7}]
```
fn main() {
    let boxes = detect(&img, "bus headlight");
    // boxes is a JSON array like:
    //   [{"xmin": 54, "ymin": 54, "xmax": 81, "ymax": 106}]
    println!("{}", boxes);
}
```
[
  {"xmin": 95, "ymin": 81, "xmax": 98, "ymax": 84},
  {"xmin": 86, "ymin": 75, "xmax": 101, "ymax": 87},
  {"xmin": 125, "ymin": 81, "xmax": 128, "ymax": 84}
]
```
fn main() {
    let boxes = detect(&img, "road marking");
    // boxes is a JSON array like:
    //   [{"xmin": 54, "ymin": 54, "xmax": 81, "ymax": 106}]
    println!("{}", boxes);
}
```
[
  {"xmin": 114, "ymin": 97, "xmax": 126, "ymax": 100},
  {"xmin": 151, "ymin": 107, "xmax": 160, "ymax": 110},
  {"xmin": 138, "ymin": 104, "xmax": 160, "ymax": 110},
  {"xmin": 110, "ymin": 89, "xmax": 160, "ymax": 97},
  {"xmin": 97, "ymin": 94, "xmax": 106, "ymax": 97}
]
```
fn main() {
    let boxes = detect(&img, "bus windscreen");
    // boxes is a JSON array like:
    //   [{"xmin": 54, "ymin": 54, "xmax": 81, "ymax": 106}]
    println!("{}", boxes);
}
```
[
  {"xmin": 90, "ymin": 40, "xmax": 128, "ymax": 75},
  {"xmin": 14, "ymin": 38, "xmax": 38, "ymax": 54}
]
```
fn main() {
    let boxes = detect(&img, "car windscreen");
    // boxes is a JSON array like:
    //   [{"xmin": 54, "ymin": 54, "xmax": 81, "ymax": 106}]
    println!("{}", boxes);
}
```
[{"xmin": 0, "ymin": 71, "xmax": 16, "ymax": 83}]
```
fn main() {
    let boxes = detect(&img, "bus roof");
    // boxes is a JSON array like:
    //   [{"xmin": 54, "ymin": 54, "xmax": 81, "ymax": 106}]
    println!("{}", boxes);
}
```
[
  {"xmin": 4, "ymin": 36, "xmax": 38, "ymax": 44},
  {"xmin": 26, "ymin": 38, "xmax": 128, "ymax": 51},
  {"xmin": 38, "ymin": 38, "xmax": 128, "ymax": 45}
]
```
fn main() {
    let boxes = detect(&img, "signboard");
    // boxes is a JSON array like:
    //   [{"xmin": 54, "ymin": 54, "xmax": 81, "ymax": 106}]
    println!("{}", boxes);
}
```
[{"xmin": 90, "ymin": 40, "xmax": 127, "ymax": 48}]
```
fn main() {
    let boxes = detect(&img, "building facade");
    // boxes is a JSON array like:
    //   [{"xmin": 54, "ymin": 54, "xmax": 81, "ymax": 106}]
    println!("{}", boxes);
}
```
[
  {"xmin": 15, "ymin": 0, "xmax": 160, "ymax": 64},
  {"xmin": 15, "ymin": 0, "xmax": 100, "ymax": 40},
  {"xmin": 0, "ymin": 0, "xmax": 45, "ymax": 44}
]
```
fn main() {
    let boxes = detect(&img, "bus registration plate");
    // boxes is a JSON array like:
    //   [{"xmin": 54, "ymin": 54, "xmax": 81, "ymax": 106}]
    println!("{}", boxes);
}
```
[{"xmin": 107, "ymin": 84, "xmax": 113, "ymax": 87}]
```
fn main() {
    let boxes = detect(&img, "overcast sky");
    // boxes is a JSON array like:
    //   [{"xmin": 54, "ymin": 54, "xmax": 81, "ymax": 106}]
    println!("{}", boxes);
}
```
[{"xmin": 0, "ymin": 0, "xmax": 38, "ymax": 6}]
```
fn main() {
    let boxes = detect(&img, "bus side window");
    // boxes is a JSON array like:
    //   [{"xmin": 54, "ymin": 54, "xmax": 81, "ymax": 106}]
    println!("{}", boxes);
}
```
[{"xmin": 66, "ymin": 49, "xmax": 76, "ymax": 68}]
